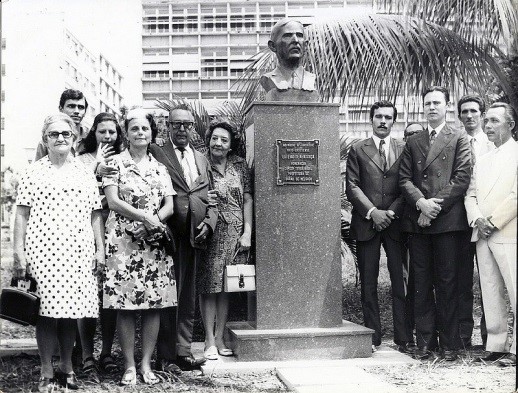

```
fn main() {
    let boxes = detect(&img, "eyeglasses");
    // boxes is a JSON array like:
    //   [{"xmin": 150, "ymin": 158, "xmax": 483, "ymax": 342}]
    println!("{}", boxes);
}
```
[
  {"xmin": 47, "ymin": 131, "xmax": 73, "ymax": 139},
  {"xmin": 170, "ymin": 121, "xmax": 194, "ymax": 130}
]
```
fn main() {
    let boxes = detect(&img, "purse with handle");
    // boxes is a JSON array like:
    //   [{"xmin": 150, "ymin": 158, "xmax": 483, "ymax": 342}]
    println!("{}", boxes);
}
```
[
  {"xmin": 0, "ymin": 275, "xmax": 40, "ymax": 326},
  {"xmin": 223, "ymin": 248, "xmax": 256, "ymax": 292}
]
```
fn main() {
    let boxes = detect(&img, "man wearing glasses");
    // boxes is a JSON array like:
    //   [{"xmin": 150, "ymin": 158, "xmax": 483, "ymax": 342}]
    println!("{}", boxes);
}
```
[
  {"xmin": 35, "ymin": 89, "xmax": 88, "ymax": 160},
  {"xmin": 150, "ymin": 103, "xmax": 217, "ymax": 371}
]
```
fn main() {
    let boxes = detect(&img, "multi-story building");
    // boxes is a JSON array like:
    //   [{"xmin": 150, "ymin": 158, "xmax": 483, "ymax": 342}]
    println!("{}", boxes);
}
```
[
  {"xmin": 1, "ymin": 10, "xmax": 124, "ymax": 172},
  {"xmin": 140, "ymin": 0, "xmax": 439, "ymax": 139}
]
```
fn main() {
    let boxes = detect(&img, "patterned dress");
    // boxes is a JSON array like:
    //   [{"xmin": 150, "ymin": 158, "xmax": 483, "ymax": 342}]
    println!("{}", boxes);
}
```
[
  {"xmin": 197, "ymin": 155, "xmax": 252, "ymax": 294},
  {"xmin": 102, "ymin": 150, "xmax": 177, "ymax": 310},
  {"xmin": 16, "ymin": 157, "xmax": 101, "ymax": 318}
]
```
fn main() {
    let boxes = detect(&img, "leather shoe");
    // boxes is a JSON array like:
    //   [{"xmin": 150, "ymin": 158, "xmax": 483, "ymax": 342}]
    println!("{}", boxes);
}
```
[
  {"xmin": 441, "ymin": 349, "xmax": 458, "ymax": 361},
  {"xmin": 476, "ymin": 352, "xmax": 507, "ymax": 363},
  {"xmin": 414, "ymin": 346, "xmax": 433, "ymax": 360},
  {"xmin": 498, "ymin": 353, "xmax": 516, "ymax": 367},
  {"xmin": 397, "ymin": 342, "xmax": 413, "ymax": 354},
  {"xmin": 175, "ymin": 355, "xmax": 206, "ymax": 371},
  {"xmin": 55, "ymin": 370, "xmax": 79, "ymax": 390}
]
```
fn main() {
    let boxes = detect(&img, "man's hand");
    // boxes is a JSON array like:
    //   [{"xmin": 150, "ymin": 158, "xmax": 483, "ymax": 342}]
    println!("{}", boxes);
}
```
[
  {"xmin": 417, "ymin": 198, "xmax": 444, "ymax": 219},
  {"xmin": 417, "ymin": 213, "xmax": 432, "ymax": 227},
  {"xmin": 194, "ymin": 222, "xmax": 210, "ymax": 243},
  {"xmin": 371, "ymin": 208, "xmax": 393, "ymax": 231},
  {"xmin": 155, "ymin": 137, "xmax": 165, "ymax": 147},
  {"xmin": 475, "ymin": 217, "xmax": 496, "ymax": 239}
]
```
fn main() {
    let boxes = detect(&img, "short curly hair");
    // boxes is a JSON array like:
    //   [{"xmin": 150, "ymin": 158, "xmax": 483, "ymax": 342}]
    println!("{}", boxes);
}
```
[
  {"xmin": 124, "ymin": 110, "xmax": 158, "ymax": 143},
  {"xmin": 41, "ymin": 113, "xmax": 77, "ymax": 142},
  {"xmin": 205, "ymin": 119, "xmax": 240, "ymax": 154}
]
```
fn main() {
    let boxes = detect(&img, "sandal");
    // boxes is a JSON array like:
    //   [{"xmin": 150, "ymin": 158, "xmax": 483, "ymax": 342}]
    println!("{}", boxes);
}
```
[
  {"xmin": 217, "ymin": 347, "xmax": 234, "ymax": 357},
  {"xmin": 204, "ymin": 345, "xmax": 218, "ymax": 360},
  {"xmin": 99, "ymin": 354, "xmax": 118, "ymax": 373},
  {"xmin": 82, "ymin": 356, "xmax": 98, "ymax": 373},
  {"xmin": 120, "ymin": 366, "xmax": 137, "ymax": 386},
  {"xmin": 139, "ymin": 370, "xmax": 160, "ymax": 385},
  {"xmin": 38, "ymin": 376, "xmax": 55, "ymax": 393}
]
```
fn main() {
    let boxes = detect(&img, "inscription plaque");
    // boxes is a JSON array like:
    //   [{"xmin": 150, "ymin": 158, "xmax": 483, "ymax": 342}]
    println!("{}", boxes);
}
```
[{"xmin": 276, "ymin": 139, "xmax": 319, "ymax": 185}]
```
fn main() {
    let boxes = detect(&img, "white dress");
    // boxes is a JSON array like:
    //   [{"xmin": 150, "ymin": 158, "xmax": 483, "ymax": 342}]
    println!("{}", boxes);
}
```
[{"xmin": 16, "ymin": 157, "xmax": 102, "ymax": 318}]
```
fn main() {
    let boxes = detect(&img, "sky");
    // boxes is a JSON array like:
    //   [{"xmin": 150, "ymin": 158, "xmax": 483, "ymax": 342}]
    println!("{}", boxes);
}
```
[{"xmin": 2, "ymin": 0, "xmax": 143, "ymax": 106}]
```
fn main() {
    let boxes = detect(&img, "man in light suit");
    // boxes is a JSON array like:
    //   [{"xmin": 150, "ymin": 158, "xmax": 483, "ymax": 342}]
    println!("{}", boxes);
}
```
[
  {"xmin": 399, "ymin": 86, "xmax": 471, "ymax": 361},
  {"xmin": 151, "ymin": 104, "xmax": 218, "ymax": 371},
  {"xmin": 456, "ymin": 95, "xmax": 494, "ymax": 349},
  {"xmin": 464, "ymin": 102, "xmax": 517, "ymax": 367},
  {"xmin": 347, "ymin": 101, "xmax": 412, "ymax": 352}
]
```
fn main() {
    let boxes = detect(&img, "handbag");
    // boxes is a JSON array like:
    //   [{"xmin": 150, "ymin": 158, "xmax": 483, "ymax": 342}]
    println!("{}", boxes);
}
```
[
  {"xmin": 0, "ymin": 276, "xmax": 40, "ymax": 326},
  {"xmin": 224, "ymin": 248, "xmax": 256, "ymax": 292}
]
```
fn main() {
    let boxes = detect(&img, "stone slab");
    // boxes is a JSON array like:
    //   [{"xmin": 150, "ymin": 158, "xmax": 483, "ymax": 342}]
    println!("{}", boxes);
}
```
[
  {"xmin": 0, "ymin": 338, "xmax": 38, "ymax": 357},
  {"xmin": 277, "ymin": 365, "xmax": 401, "ymax": 393},
  {"xmin": 245, "ymin": 102, "xmax": 342, "ymax": 330},
  {"xmin": 226, "ymin": 320, "xmax": 373, "ymax": 362}
]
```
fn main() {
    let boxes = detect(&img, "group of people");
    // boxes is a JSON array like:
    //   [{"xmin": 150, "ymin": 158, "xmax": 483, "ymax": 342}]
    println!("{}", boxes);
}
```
[
  {"xmin": 12, "ymin": 89, "xmax": 253, "ymax": 391},
  {"xmin": 346, "ymin": 87, "xmax": 517, "ymax": 366}
]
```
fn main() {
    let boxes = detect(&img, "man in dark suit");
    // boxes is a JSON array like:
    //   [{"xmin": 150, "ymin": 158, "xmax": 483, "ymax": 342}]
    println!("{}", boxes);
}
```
[
  {"xmin": 346, "ymin": 101, "xmax": 412, "ymax": 353},
  {"xmin": 399, "ymin": 86, "xmax": 471, "ymax": 361},
  {"xmin": 150, "ymin": 104, "xmax": 218, "ymax": 371}
]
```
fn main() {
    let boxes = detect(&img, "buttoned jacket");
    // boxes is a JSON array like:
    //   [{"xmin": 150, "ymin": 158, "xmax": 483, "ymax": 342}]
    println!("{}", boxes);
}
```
[
  {"xmin": 346, "ymin": 137, "xmax": 406, "ymax": 241},
  {"xmin": 399, "ymin": 124, "xmax": 471, "ymax": 234}
]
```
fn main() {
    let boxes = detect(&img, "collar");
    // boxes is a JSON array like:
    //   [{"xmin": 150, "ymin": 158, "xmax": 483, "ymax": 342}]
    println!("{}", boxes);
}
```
[
  {"xmin": 371, "ymin": 134, "xmax": 391, "ymax": 150},
  {"xmin": 171, "ymin": 140, "xmax": 193, "ymax": 155},
  {"xmin": 494, "ymin": 137, "xmax": 516, "ymax": 153},
  {"xmin": 428, "ymin": 122, "xmax": 446, "ymax": 135}
]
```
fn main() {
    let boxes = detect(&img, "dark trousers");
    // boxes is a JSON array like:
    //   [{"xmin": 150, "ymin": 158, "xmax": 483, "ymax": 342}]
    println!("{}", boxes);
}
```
[
  {"xmin": 157, "ymin": 234, "xmax": 198, "ymax": 360},
  {"xmin": 409, "ymin": 232, "xmax": 460, "ymax": 350},
  {"xmin": 457, "ymin": 230, "xmax": 474, "ymax": 345},
  {"xmin": 357, "ymin": 231, "xmax": 411, "ymax": 346},
  {"xmin": 402, "ymin": 234, "xmax": 415, "ymax": 343}
]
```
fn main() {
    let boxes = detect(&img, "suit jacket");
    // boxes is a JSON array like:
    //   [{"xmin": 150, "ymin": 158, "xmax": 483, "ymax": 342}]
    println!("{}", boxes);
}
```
[
  {"xmin": 464, "ymin": 139, "xmax": 517, "ymax": 243},
  {"xmin": 399, "ymin": 124, "xmax": 471, "ymax": 234},
  {"xmin": 346, "ymin": 137, "xmax": 406, "ymax": 241},
  {"xmin": 150, "ymin": 140, "xmax": 218, "ymax": 249}
]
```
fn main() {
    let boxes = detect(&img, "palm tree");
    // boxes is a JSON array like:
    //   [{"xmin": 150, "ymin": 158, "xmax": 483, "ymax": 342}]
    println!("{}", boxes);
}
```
[{"xmin": 238, "ymin": 0, "xmax": 518, "ymax": 111}]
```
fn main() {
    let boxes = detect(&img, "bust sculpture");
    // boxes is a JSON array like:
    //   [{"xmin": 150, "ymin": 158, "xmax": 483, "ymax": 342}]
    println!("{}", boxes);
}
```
[{"xmin": 260, "ymin": 18, "xmax": 319, "ymax": 102}]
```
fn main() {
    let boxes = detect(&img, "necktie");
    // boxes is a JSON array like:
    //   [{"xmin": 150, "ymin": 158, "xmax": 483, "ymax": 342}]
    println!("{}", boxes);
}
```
[
  {"xmin": 178, "ymin": 147, "xmax": 193, "ymax": 187},
  {"xmin": 379, "ymin": 139, "xmax": 387, "ymax": 171},
  {"xmin": 429, "ymin": 129, "xmax": 437, "ymax": 145},
  {"xmin": 469, "ymin": 137, "xmax": 476, "ymax": 166}
]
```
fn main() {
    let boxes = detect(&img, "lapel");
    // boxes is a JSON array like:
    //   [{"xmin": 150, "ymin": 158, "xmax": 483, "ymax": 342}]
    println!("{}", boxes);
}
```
[
  {"xmin": 161, "ymin": 140, "xmax": 190, "ymax": 191},
  {"xmin": 413, "ymin": 130, "xmax": 429, "ymax": 163},
  {"xmin": 424, "ymin": 125, "xmax": 455, "ymax": 169},
  {"xmin": 190, "ymin": 150, "xmax": 207, "ymax": 192},
  {"xmin": 480, "ymin": 145, "xmax": 509, "ymax": 200},
  {"xmin": 387, "ymin": 138, "xmax": 404, "ymax": 170},
  {"xmin": 361, "ymin": 137, "xmax": 384, "ymax": 172}
]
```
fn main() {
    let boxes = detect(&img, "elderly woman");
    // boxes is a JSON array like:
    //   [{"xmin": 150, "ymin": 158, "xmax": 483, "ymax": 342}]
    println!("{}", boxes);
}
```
[
  {"xmin": 12, "ymin": 113, "xmax": 104, "ymax": 391},
  {"xmin": 76, "ymin": 113, "xmax": 124, "ymax": 375},
  {"xmin": 102, "ymin": 109, "xmax": 177, "ymax": 386},
  {"xmin": 197, "ymin": 119, "xmax": 253, "ymax": 360}
]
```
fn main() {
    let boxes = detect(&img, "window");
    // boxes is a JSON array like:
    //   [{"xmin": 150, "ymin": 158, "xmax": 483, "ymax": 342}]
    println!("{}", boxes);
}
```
[
  {"xmin": 1, "ymin": 144, "xmax": 4, "ymax": 157},
  {"xmin": 1, "ymin": 38, "xmax": 5, "ymax": 49},
  {"xmin": 1, "ymin": 64, "xmax": 4, "ymax": 76},
  {"xmin": 1, "ymin": 117, "xmax": 4, "ymax": 130},
  {"xmin": 1, "ymin": 90, "xmax": 5, "ymax": 102}
]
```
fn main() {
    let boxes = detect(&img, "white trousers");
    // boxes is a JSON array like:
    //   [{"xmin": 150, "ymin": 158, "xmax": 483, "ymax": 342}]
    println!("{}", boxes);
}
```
[{"xmin": 476, "ymin": 239, "xmax": 516, "ymax": 354}]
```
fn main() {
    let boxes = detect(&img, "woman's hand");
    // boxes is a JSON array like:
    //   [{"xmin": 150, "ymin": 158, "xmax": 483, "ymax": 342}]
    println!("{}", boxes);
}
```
[
  {"xmin": 11, "ymin": 253, "xmax": 26, "ymax": 280},
  {"xmin": 237, "ymin": 232, "xmax": 251, "ymax": 252},
  {"xmin": 207, "ymin": 190, "xmax": 219, "ymax": 207},
  {"xmin": 142, "ymin": 214, "xmax": 165, "ymax": 234},
  {"xmin": 93, "ymin": 248, "xmax": 105, "ymax": 273},
  {"xmin": 95, "ymin": 143, "xmax": 118, "ymax": 176}
]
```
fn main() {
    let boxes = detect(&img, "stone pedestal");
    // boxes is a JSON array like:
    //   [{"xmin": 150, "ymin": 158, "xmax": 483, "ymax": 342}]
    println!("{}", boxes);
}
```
[{"xmin": 226, "ymin": 102, "xmax": 373, "ymax": 361}]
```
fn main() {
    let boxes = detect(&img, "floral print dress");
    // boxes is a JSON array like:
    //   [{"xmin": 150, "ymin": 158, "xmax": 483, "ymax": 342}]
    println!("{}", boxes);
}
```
[{"xmin": 102, "ymin": 150, "xmax": 177, "ymax": 310}]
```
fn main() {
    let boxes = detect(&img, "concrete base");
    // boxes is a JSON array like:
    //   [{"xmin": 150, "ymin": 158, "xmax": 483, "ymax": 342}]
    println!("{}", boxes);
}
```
[{"xmin": 226, "ymin": 320, "xmax": 373, "ymax": 362}]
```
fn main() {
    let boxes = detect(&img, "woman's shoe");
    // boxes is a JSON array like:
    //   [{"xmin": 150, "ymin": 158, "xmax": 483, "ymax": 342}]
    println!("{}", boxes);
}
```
[
  {"xmin": 55, "ymin": 370, "xmax": 79, "ymax": 390},
  {"xmin": 120, "ymin": 366, "xmax": 137, "ymax": 386},
  {"xmin": 139, "ymin": 370, "xmax": 160, "ymax": 385},
  {"xmin": 204, "ymin": 345, "xmax": 219, "ymax": 360},
  {"xmin": 217, "ymin": 347, "xmax": 234, "ymax": 357},
  {"xmin": 37, "ymin": 376, "xmax": 55, "ymax": 392}
]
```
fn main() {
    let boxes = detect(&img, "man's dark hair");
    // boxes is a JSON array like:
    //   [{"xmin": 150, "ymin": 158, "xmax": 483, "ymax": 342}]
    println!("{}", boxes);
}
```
[
  {"xmin": 59, "ymin": 89, "xmax": 89, "ymax": 110},
  {"xmin": 369, "ymin": 100, "xmax": 397, "ymax": 121},
  {"xmin": 457, "ymin": 95, "xmax": 486, "ymax": 116},
  {"xmin": 81, "ymin": 112, "xmax": 124, "ymax": 155},
  {"xmin": 422, "ymin": 86, "xmax": 450, "ymax": 103}
]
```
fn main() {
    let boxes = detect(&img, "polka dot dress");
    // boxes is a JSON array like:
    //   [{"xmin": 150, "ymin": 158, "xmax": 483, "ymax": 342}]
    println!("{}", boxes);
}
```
[{"xmin": 16, "ymin": 157, "xmax": 102, "ymax": 318}]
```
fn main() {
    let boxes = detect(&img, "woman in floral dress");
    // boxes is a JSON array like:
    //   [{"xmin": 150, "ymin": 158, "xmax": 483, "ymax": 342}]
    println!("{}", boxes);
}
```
[
  {"xmin": 102, "ymin": 109, "xmax": 176, "ymax": 386},
  {"xmin": 197, "ymin": 119, "xmax": 253, "ymax": 360}
]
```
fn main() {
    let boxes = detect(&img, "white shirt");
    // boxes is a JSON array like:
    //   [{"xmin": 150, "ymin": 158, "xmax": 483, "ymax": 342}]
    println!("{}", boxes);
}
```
[
  {"xmin": 372, "ymin": 135, "xmax": 392, "ymax": 163},
  {"xmin": 428, "ymin": 121, "xmax": 446, "ymax": 137},
  {"xmin": 467, "ymin": 129, "xmax": 495, "ymax": 158},
  {"xmin": 172, "ymin": 142, "xmax": 198, "ymax": 185}
]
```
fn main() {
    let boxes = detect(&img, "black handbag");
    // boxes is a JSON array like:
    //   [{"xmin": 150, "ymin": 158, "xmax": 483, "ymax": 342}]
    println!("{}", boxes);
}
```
[{"xmin": 0, "ymin": 276, "xmax": 40, "ymax": 326}]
